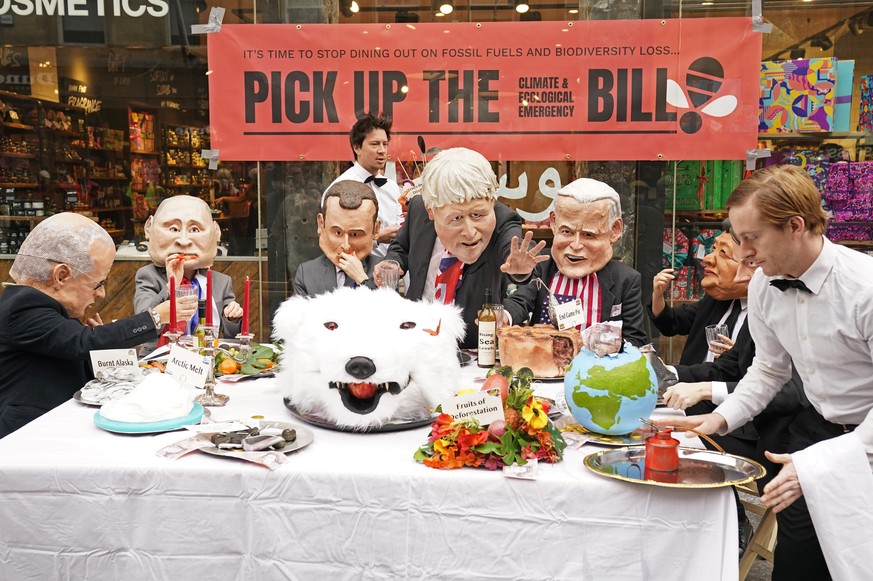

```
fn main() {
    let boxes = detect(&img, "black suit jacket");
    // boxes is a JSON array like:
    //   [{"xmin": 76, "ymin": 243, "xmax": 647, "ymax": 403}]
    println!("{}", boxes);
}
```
[
  {"xmin": 675, "ymin": 322, "xmax": 809, "ymax": 482},
  {"xmin": 503, "ymin": 257, "xmax": 648, "ymax": 347},
  {"xmin": 0, "ymin": 285, "xmax": 158, "ymax": 438},
  {"xmin": 648, "ymin": 294, "xmax": 736, "ymax": 365},
  {"xmin": 293, "ymin": 254, "xmax": 380, "ymax": 297},
  {"xmin": 386, "ymin": 196, "xmax": 523, "ymax": 349}
]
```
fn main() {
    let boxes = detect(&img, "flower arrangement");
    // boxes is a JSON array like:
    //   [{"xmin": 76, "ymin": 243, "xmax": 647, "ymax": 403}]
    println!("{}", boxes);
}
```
[{"xmin": 413, "ymin": 366, "xmax": 566, "ymax": 470}]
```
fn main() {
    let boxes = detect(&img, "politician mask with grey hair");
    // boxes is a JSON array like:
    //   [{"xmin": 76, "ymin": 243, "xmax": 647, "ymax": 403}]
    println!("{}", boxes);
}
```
[
  {"xmin": 550, "ymin": 178, "xmax": 623, "ymax": 279},
  {"xmin": 144, "ymin": 195, "xmax": 220, "ymax": 272}
]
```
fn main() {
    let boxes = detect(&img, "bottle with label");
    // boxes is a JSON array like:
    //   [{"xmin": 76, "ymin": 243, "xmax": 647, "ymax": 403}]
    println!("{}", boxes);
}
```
[
  {"xmin": 192, "ymin": 299, "xmax": 208, "ymax": 348},
  {"xmin": 478, "ymin": 288, "xmax": 497, "ymax": 368}
]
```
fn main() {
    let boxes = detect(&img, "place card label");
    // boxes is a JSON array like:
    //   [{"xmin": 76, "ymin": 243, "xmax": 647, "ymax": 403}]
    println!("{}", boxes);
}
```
[
  {"xmin": 165, "ymin": 345, "xmax": 211, "ymax": 388},
  {"xmin": 555, "ymin": 298, "xmax": 584, "ymax": 330},
  {"xmin": 89, "ymin": 349, "xmax": 138, "ymax": 376},
  {"xmin": 184, "ymin": 422, "xmax": 251, "ymax": 434},
  {"xmin": 503, "ymin": 458, "xmax": 539, "ymax": 480},
  {"xmin": 442, "ymin": 389, "xmax": 504, "ymax": 426}
]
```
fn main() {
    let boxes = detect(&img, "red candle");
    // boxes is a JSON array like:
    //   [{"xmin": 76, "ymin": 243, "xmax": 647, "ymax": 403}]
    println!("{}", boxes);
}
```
[
  {"xmin": 241, "ymin": 276, "xmax": 250, "ymax": 335},
  {"xmin": 169, "ymin": 275, "xmax": 176, "ymax": 332},
  {"xmin": 205, "ymin": 269, "xmax": 213, "ymax": 326}
]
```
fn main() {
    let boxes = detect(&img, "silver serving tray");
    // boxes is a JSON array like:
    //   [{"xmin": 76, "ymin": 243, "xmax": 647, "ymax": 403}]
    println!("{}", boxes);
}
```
[
  {"xmin": 584, "ymin": 446, "xmax": 766, "ymax": 489},
  {"xmin": 198, "ymin": 421, "xmax": 314, "ymax": 459}
]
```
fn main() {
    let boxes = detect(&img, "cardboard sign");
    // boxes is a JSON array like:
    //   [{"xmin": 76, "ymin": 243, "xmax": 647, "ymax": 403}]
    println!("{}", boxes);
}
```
[
  {"xmin": 208, "ymin": 18, "xmax": 761, "ymax": 161},
  {"xmin": 89, "ymin": 349, "xmax": 139, "ymax": 376},
  {"xmin": 442, "ymin": 389, "xmax": 504, "ymax": 427},
  {"xmin": 165, "ymin": 345, "xmax": 211, "ymax": 389},
  {"xmin": 555, "ymin": 298, "xmax": 584, "ymax": 331}
]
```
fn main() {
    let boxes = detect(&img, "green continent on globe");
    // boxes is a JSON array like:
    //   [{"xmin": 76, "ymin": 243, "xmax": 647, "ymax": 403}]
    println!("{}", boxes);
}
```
[
  {"xmin": 574, "ymin": 356, "xmax": 652, "ymax": 399},
  {"xmin": 571, "ymin": 391, "xmax": 623, "ymax": 430}
]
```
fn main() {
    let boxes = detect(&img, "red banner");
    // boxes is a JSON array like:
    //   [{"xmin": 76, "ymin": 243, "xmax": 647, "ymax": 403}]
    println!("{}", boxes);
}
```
[{"xmin": 207, "ymin": 19, "xmax": 761, "ymax": 162}]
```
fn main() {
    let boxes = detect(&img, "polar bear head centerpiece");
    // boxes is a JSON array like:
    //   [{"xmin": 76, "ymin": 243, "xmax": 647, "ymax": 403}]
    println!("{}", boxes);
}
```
[{"xmin": 273, "ymin": 287, "xmax": 465, "ymax": 429}]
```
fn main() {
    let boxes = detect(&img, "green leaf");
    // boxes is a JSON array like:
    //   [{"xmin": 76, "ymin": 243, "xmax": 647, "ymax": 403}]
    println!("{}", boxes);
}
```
[
  {"xmin": 473, "ymin": 442, "xmax": 502, "ymax": 455},
  {"xmin": 413, "ymin": 446, "xmax": 432, "ymax": 462},
  {"xmin": 241, "ymin": 363, "xmax": 261, "ymax": 375}
]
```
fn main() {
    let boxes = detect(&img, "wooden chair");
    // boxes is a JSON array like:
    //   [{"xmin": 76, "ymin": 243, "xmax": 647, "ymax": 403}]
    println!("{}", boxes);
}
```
[{"xmin": 738, "ymin": 481, "xmax": 778, "ymax": 580}]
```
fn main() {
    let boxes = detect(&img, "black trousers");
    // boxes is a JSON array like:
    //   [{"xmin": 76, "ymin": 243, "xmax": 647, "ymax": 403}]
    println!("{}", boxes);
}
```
[{"xmin": 772, "ymin": 406, "xmax": 849, "ymax": 581}]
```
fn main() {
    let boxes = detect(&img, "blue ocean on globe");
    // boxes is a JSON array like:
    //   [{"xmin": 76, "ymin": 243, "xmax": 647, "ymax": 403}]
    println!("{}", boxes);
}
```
[{"xmin": 563, "ymin": 344, "xmax": 658, "ymax": 435}]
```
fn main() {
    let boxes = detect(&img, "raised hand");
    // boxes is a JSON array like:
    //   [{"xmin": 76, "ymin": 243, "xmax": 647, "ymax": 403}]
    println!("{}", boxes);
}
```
[{"xmin": 500, "ymin": 231, "xmax": 548, "ymax": 276}]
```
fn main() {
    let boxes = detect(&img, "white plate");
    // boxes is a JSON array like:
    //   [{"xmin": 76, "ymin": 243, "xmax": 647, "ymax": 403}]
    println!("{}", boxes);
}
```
[{"xmin": 73, "ymin": 390, "xmax": 102, "ymax": 407}]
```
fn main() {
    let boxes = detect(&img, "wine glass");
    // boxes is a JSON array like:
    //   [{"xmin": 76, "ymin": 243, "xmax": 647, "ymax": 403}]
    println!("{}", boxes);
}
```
[{"xmin": 175, "ymin": 283, "xmax": 199, "ymax": 346}]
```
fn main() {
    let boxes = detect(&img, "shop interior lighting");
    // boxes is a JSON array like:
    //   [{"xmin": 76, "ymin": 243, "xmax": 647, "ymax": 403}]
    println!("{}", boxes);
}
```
[
  {"xmin": 514, "ymin": 1, "xmax": 530, "ymax": 14},
  {"xmin": 848, "ymin": 14, "xmax": 864, "ymax": 36},
  {"xmin": 438, "ymin": 1, "xmax": 454, "ymax": 15},
  {"xmin": 340, "ymin": 0, "xmax": 358, "ymax": 18},
  {"xmin": 789, "ymin": 48, "xmax": 806, "ymax": 59},
  {"xmin": 809, "ymin": 33, "xmax": 833, "ymax": 51}
]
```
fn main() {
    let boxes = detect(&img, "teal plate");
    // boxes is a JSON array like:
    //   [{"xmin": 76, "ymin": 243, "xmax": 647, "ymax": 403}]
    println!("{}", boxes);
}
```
[{"xmin": 94, "ymin": 403, "xmax": 205, "ymax": 434}]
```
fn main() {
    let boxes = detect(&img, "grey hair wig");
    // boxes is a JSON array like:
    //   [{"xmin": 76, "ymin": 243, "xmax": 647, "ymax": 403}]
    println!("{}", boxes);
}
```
[
  {"xmin": 556, "ymin": 178, "xmax": 622, "ymax": 225},
  {"xmin": 10, "ymin": 213, "xmax": 113, "ymax": 283},
  {"xmin": 421, "ymin": 147, "xmax": 498, "ymax": 209}
]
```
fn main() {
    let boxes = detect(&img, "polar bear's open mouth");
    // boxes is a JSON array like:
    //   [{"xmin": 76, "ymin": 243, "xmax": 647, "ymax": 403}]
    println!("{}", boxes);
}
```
[{"xmin": 329, "ymin": 380, "xmax": 407, "ymax": 415}]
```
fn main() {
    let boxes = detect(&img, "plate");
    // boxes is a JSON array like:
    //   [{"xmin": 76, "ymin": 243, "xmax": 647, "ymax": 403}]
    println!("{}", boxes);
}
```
[
  {"xmin": 93, "ymin": 403, "xmax": 205, "ymax": 434},
  {"xmin": 73, "ymin": 390, "xmax": 102, "ymax": 407},
  {"xmin": 284, "ymin": 398, "xmax": 436, "ymax": 433},
  {"xmin": 199, "ymin": 421, "xmax": 314, "ymax": 459},
  {"xmin": 571, "ymin": 426, "xmax": 656, "ymax": 447},
  {"xmin": 533, "ymin": 376, "xmax": 564, "ymax": 383},
  {"xmin": 584, "ymin": 446, "xmax": 766, "ymax": 488}
]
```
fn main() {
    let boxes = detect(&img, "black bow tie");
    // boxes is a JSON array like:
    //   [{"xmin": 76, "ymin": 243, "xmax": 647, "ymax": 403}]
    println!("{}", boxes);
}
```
[
  {"xmin": 770, "ymin": 279, "xmax": 812, "ymax": 293},
  {"xmin": 365, "ymin": 175, "xmax": 388, "ymax": 187}
]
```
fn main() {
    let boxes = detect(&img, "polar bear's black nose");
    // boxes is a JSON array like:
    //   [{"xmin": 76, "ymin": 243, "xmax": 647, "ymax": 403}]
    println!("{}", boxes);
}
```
[{"xmin": 345, "ymin": 356, "xmax": 376, "ymax": 380}]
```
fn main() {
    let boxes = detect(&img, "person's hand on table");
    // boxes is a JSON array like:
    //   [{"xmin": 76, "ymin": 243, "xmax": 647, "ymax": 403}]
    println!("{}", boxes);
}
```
[
  {"xmin": 761, "ymin": 452, "xmax": 803, "ymax": 512},
  {"xmin": 708, "ymin": 334, "xmax": 734, "ymax": 357},
  {"xmin": 653, "ymin": 412, "xmax": 727, "ymax": 441},
  {"xmin": 500, "ymin": 231, "xmax": 548, "ymax": 276},
  {"xmin": 338, "ymin": 252, "xmax": 369, "ymax": 286},
  {"xmin": 224, "ymin": 300, "xmax": 243, "ymax": 320},
  {"xmin": 663, "ymin": 381, "xmax": 712, "ymax": 410}
]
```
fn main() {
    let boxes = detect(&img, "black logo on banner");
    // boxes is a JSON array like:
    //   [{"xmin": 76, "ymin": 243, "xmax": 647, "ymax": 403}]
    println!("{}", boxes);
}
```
[{"xmin": 666, "ymin": 57, "xmax": 737, "ymax": 134}]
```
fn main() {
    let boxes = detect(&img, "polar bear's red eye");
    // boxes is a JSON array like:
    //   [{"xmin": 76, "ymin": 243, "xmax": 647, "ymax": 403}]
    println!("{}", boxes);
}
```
[
  {"xmin": 324, "ymin": 322, "xmax": 338, "ymax": 330},
  {"xmin": 400, "ymin": 322, "xmax": 416, "ymax": 330}
]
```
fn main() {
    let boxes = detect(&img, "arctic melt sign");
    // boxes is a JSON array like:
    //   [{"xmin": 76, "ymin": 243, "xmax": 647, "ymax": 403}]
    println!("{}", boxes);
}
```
[{"xmin": 0, "ymin": 0, "xmax": 168, "ymax": 17}]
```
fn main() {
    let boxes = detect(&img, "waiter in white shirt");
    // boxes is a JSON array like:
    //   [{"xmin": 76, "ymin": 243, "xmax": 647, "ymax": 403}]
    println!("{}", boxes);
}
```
[
  {"xmin": 666, "ymin": 165, "xmax": 873, "ymax": 580},
  {"xmin": 323, "ymin": 113, "xmax": 403, "ymax": 257}
]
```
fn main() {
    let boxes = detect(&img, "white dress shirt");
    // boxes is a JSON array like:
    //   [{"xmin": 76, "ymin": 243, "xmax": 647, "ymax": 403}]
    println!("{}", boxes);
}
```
[
  {"xmin": 709, "ymin": 298, "xmax": 748, "ymax": 403},
  {"xmin": 324, "ymin": 162, "xmax": 403, "ymax": 257},
  {"xmin": 715, "ymin": 238, "xmax": 873, "ymax": 469}
]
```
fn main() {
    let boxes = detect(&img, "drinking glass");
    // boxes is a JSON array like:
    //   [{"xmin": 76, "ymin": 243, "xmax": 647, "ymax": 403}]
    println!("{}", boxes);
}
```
[
  {"xmin": 374, "ymin": 260, "xmax": 402, "ymax": 291},
  {"xmin": 705, "ymin": 324, "xmax": 729, "ymax": 347},
  {"xmin": 175, "ymin": 283, "xmax": 199, "ymax": 337}
]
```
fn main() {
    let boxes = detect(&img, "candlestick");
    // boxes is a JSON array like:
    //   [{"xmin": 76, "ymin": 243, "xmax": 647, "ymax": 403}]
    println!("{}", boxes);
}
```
[
  {"xmin": 241, "ymin": 277, "xmax": 250, "ymax": 335},
  {"xmin": 205, "ymin": 269, "xmax": 213, "ymax": 327},
  {"xmin": 169, "ymin": 275, "xmax": 176, "ymax": 332}
]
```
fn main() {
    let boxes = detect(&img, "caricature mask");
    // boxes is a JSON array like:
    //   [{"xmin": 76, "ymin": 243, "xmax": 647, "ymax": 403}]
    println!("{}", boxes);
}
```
[
  {"xmin": 144, "ymin": 195, "xmax": 220, "ymax": 271},
  {"xmin": 700, "ymin": 232, "xmax": 747, "ymax": 300}
]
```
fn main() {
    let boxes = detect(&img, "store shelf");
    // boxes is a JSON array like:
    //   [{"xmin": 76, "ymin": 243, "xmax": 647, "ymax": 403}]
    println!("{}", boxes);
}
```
[
  {"xmin": 0, "ymin": 215, "xmax": 46, "ymax": 222},
  {"xmin": 0, "ymin": 122, "xmax": 35, "ymax": 131},
  {"xmin": 759, "ymin": 132, "xmax": 871, "ymax": 140},
  {"xmin": 86, "ymin": 206, "xmax": 132, "ymax": 213},
  {"xmin": 130, "ymin": 150, "xmax": 161, "ymax": 156},
  {"xmin": 90, "ymin": 176, "xmax": 128, "ymax": 181},
  {"xmin": 0, "ymin": 152, "xmax": 36, "ymax": 159},
  {"xmin": 0, "ymin": 183, "xmax": 38, "ymax": 188}
]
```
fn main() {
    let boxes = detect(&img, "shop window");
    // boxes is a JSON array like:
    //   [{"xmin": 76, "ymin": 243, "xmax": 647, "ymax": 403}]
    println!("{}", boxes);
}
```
[{"xmin": 61, "ymin": 0, "xmax": 105, "ymax": 44}]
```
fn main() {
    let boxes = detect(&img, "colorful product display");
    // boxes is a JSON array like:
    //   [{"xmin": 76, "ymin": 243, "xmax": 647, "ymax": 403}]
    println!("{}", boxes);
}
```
[
  {"xmin": 859, "ymin": 75, "xmax": 873, "ymax": 133},
  {"xmin": 759, "ymin": 58, "xmax": 837, "ymax": 133}
]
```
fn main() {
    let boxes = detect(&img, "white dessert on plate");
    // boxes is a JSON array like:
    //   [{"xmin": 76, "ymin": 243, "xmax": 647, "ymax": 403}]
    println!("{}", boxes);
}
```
[{"xmin": 99, "ymin": 373, "xmax": 196, "ymax": 423}]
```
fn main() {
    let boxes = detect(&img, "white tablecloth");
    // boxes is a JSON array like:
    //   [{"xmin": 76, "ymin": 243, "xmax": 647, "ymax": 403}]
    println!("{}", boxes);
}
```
[{"xmin": 0, "ymin": 372, "xmax": 737, "ymax": 581}]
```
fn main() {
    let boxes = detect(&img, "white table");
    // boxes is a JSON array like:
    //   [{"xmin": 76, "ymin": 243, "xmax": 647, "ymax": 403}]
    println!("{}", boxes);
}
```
[{"xmin": 0, "ymin": 372, "xmax": 737, "ymax": 581}]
